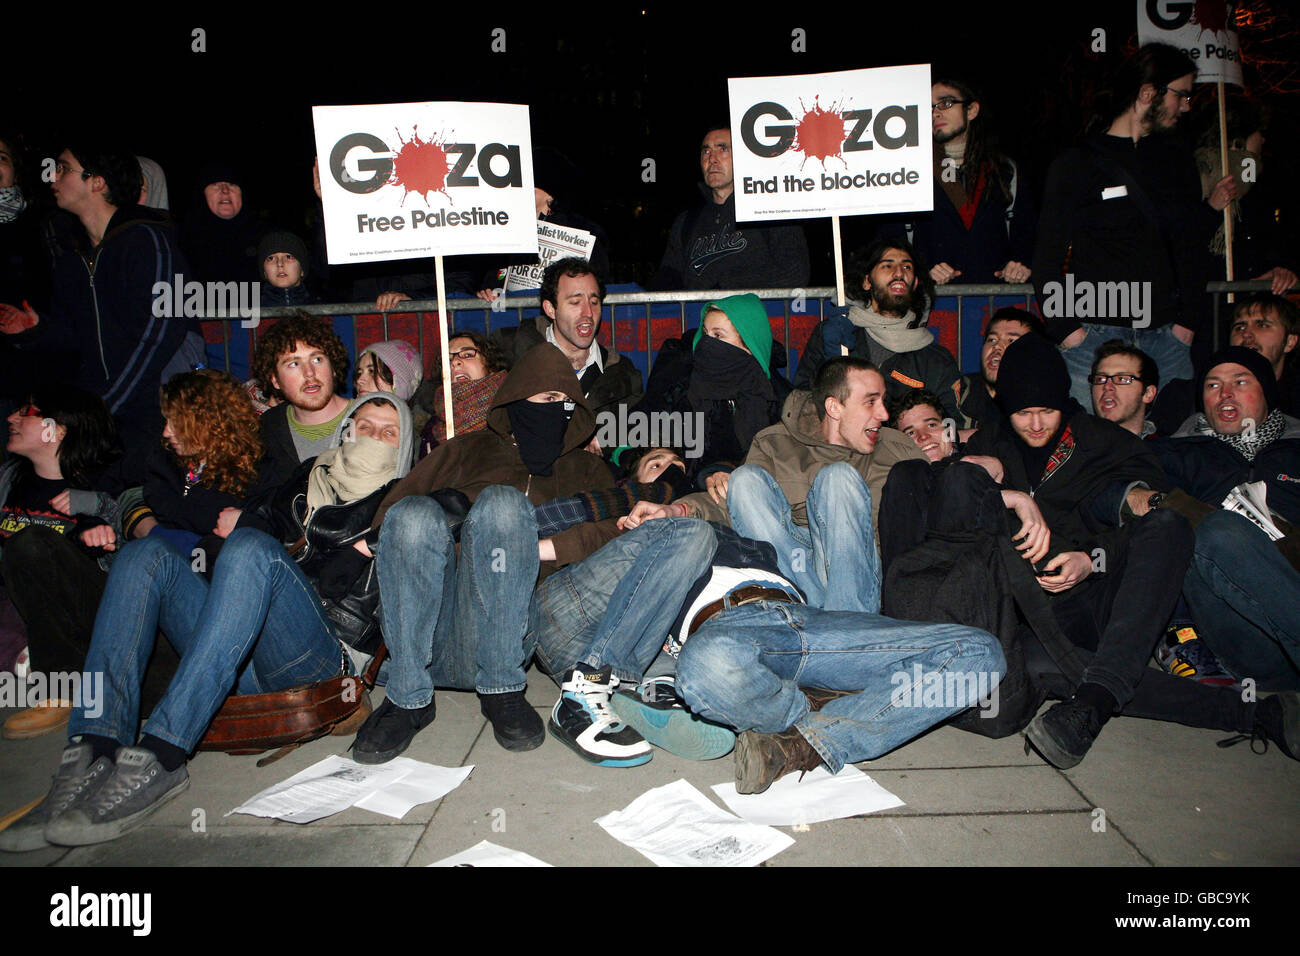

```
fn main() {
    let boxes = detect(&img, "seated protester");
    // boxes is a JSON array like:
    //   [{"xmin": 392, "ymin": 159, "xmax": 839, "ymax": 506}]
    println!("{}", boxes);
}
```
[
  {"xmin": 663, "ymin": 522, "xmax": 1002, "ymax": 793},
  {"xmin": 635, "ymin": 294, "xmax": 792, "ymax": 489},
  {"xmin": 0, "ymin": 392, "xmax": 414, "ymax": 852},
  {"xmin": 493, "ymin": 257, "xmax": 643, "ymax": 428},
  {"xmin": 250, "ymin": 312, "xmax": 350, "ymax": 491},
  {"xmin": 1135, "ymin": 347, "xmax": 1300, "ymax": 692},
  {"xmin": 364, "ymin": 344, "xmax": 621, "ymax": 759},
  {"xmin": 353, "ymin": 338, "xmax": 429, "ymax": 441},
  {"xmin": 533, "ymin": 446, "xmax": 692, "ymax": 538},
  {"xmin": 675, "ymin": 357, "xmax": 925, "ymax": 611},
  {"xmin": 793, "ymin": 239, "xmax": 961, "ymax": 421},
  {"xmin": 0, "ymin": 388, "xmax": 133, "ymax": 737},
  {"xmin": 962, "ymin": 333, "xmax": 1207, "ymax": 768},
  {"xmin": 139, "ymin": 369, "xmax": 265, "ymax": 557},
  {"xmin": 256, "ymin": 230, "xmax": 316, "ymax": 309},
  {"xmin": 957, "ymin": 307, "xmax": 1041, "ymax": 433},
  {"xmin": 1089, "ymin": 340, "xmax": 1160, "ymax": 438},
  {"xmin": 418, "ymin": 331, "xmax": 508, "ymax": 458},
  {"xmin": 1151, "ymin": 293, "xmax": 1300, "ymax": 433},
  {"xmin": 893, "ymin": 389, "xmax": 960, "ymax": 462}
]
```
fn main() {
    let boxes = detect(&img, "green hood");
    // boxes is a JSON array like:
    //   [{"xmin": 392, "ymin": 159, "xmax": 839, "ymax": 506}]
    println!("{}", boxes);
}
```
[{"xmin": 692, "ymin": 293, "xmax": 772, "ymax": 377}]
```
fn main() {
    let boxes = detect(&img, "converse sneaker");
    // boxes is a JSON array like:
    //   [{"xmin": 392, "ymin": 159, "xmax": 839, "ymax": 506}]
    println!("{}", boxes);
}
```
[
  {"xmin": 548, "ymin": 664, "xmax": 652, "ymax": 767},
  {"xmin": 45, "ymin": 746, "xmax": 189, "ymax": 846},
  {"xmin": 610, "ymin": 677, "xmax": 734, "ymax": 761},
  {"xmin": 0, "ymin": 744, "xmax": 113, "ymax": 853}
]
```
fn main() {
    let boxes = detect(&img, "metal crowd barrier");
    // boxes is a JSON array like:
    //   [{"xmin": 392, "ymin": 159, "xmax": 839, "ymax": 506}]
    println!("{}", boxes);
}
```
[{"xmin": 202, "ymin": 280, "xmax": 1278, "ymax": 383}]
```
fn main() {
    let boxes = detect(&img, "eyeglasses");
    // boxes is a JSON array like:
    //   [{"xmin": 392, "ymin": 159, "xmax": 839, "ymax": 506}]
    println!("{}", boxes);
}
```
[
  {"xmin": 53, "ymin": 162, "xmax": 90, "ymax": 180},
  {"xmin": 932, "ymin": 96, "xmax": 969, "ymax": 111},
  {"xmin": 1160, "ymin": 86, "xmax": 1193, "ymax": 103},
  {"xmin": 450, "ymin": 347, "xmax": 481, "ymax": 362},
  {"xmin": 1088, "ymin": 374, "xmax": 1141, "ymax": 386}
]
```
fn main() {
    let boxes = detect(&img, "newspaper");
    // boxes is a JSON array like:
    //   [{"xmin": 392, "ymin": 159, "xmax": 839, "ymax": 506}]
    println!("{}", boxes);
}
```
[
  {"xmin": 1221, "ymin": 481, "xmax": 1284, "ymax": 541},
  {"xmin": 500, "ymin": 221, "xmax": 596, "ymax": 292}
]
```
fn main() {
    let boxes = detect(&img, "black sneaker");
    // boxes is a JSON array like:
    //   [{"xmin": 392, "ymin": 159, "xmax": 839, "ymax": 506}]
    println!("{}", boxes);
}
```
[
  {"xmin": 550, "ymin": 665, "xmax": 652, "ymax": 767},
  {"xmin": 1024, "ymin": 698, "xmax": 1103, "ymax": 769},
  {"xmin": 1220, "ymin": 692, "xmax": 1300, "ymax": 760},
  {"xmin": 479, "ymin": 689, "xmax": 545, "ymax": 752},
  {"xmin": 352, "ymin": 696, "xmax": 437, "ymax": 765}
]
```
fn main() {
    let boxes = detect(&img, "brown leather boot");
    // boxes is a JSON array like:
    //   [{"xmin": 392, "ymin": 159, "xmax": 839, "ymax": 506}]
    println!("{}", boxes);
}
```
[{"xmin": 734, "ymin": 726, "xmax": 824, "ymax": 794}]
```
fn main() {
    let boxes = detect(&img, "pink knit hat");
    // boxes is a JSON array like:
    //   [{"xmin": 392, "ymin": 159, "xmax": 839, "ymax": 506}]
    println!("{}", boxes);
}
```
[{"xmin": 359, "ymin": 339, "xmax": 423, "ymax": 401}]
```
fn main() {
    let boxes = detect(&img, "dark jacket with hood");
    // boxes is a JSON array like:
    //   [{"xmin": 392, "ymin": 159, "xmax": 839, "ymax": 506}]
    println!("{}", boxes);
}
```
[
  {"xmin": 371, "ymin": 344, "xmax": 620, "ymax": 575},
  {"xmin": 495, "ymin": 316, "xmax": 644, "ymax": 424},
  {"xmin": 8, "ymin": 205, "xmax": 199, "ymax": 424}
]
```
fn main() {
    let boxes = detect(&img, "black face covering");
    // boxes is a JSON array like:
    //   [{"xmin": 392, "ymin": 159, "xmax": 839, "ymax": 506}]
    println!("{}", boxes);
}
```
[{"xmin": 507, "ymin": 399, "xmax": 570, "ymax": 477}]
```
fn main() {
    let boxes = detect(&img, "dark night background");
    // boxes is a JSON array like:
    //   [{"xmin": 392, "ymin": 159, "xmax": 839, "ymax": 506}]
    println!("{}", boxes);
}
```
[{"xmin": 9, "ymin": 1, "xmax": 1299, "ymax": 287}]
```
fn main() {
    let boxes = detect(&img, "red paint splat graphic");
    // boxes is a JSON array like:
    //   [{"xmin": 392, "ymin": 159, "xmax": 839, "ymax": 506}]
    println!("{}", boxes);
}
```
[
  {"xmin": 1191, "ymin": 0, "xmax": 1230, "ymax": 35},
  {"xmin": 792, "ymin": 97, "xmax": 847, "ymax": 170},
  {"xmin": 390, "ymin": 127, "xmax": 451, "ymax": 205}
]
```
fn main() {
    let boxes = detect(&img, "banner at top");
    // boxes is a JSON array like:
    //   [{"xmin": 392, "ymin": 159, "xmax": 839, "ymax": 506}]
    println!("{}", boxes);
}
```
[
  {"xmin": 1138, "ymin": 0, "xmax": 1243, "ymax": 86},
  {"xmin": 728, "ymin": 64, "xmax": 933, "ymax": 223},
  {"xmin": 312, "ymin": 101, "xmax": 537, "ymax": 264}
]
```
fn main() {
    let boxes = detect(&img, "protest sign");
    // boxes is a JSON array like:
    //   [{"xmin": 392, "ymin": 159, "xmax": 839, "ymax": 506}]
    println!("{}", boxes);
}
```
[
  {"xmin": 1137, "ymin": 0, "xmax": 1242, "ymax": 86},
  {"xmin": 728, "ymin": 64, "xmax": 933, "ymax": 224},
  {"xmin": 312, "ymin": 101, "xmax": 537, "ymax": 264},
  {"xmin": 501, "ymin": 221, "xmax": 597, "ymax": 292}
]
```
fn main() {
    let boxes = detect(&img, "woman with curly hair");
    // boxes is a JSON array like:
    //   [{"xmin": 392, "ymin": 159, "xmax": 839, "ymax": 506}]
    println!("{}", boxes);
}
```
[
  {"xmin": 136, "ymin": 369, "xmax": 265, "ymax": 556},
  {"xmin": 419, "ymin": 330, "xmax": 508, "ymax": 457}
]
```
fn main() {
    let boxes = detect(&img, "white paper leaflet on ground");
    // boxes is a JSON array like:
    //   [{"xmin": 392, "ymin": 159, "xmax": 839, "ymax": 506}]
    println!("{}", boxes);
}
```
[
  {"xmin": 228, "ymin": 754, "xmax": 472, "ymax": 823},
  {"xmin": 594, "ymin": 778, "xmax": 793, "ymax": 866},
  {"xmin": 428, "ymin": 840, "xmax": 553, "ymax": 867},
  {"xmin": 711, "ymin": 763, "xmax": 904, "ymax": 826},
  {"xmin": 501, "ymin": 221, "xmax": 596, "ymax": 291}
]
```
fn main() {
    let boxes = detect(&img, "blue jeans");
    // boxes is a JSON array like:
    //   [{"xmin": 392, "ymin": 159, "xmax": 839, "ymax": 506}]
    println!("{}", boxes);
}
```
[
  {"xmin": 676, "ymin": 601, "xmax": 1004, "ymax": 772},
  {"xmin": 1183, "ymin": 510, "xmax": 1300, "ymax": 691},
  {"xmin": 1060, "ymin": 323, "xmax": 1192, "ymax": 409},
  {"xmin": 726, "ymin": 462, "xmax": 880, "ymax": 612},
  {"xmin": 531, "ymin": 518, "xmax": 716, "ymax": 685},
  {"xmin": 69, "ymin": 529, "xmax": 345, "ymax": 752},
  {"xmin": 376, "ymin": 486, "xmax": 539, "ymax": 703}
]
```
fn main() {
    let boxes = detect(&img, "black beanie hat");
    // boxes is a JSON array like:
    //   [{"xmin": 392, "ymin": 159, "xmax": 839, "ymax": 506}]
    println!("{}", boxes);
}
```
[
  {"xmin": 996, "ymin": 333, "xmax": 1071, "ymax": 414},
  {"xmin": 255, "ymin": 230, "xmax": 310, "ymax": 278},
  {"xmin": 1201, "ymin": 346, "xmax": 1280, "ymax": 413},
  {"xmin": 197, "ymin": 162, "xmax": 242, "ymax": 190}
]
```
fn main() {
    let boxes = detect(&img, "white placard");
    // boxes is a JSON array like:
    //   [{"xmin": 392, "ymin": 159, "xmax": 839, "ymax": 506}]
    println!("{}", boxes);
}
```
[
  {"xmin": 312, "ymin": 101, "xmax": 538, "ymax": 264},
  {"xmin": 728, "ymin": 64, "xmax": 934, "ymax": 223},
  {"xmin": 1138, "ymin": 0, "xmax": 1243, "ymax": 86}
]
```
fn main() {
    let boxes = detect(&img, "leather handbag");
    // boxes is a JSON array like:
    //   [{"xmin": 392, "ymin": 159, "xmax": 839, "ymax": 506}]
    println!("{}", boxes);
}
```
[{"xmin": 198, "ymin": 646, "xmax": 386, "ymax": 766}]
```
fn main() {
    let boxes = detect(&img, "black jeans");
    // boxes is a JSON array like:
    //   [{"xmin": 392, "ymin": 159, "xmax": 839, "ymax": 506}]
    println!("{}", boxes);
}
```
[{"xmin": 0, "ymin": 526, "xmax": 179, "ymax": 712}]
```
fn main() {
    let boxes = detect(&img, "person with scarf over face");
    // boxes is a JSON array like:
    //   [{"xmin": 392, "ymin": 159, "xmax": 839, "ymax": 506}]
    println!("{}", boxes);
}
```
[
  {"xmin": 0, "ymin": 393, "xmax": 415, "ymax": 852},
  {"xmin": 634, "ymin": 294, "xmax": 791, "ymax": 490},
  {"xmin": 364, "ymin": 343, "xmax": 620, "ymax": 759}
]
